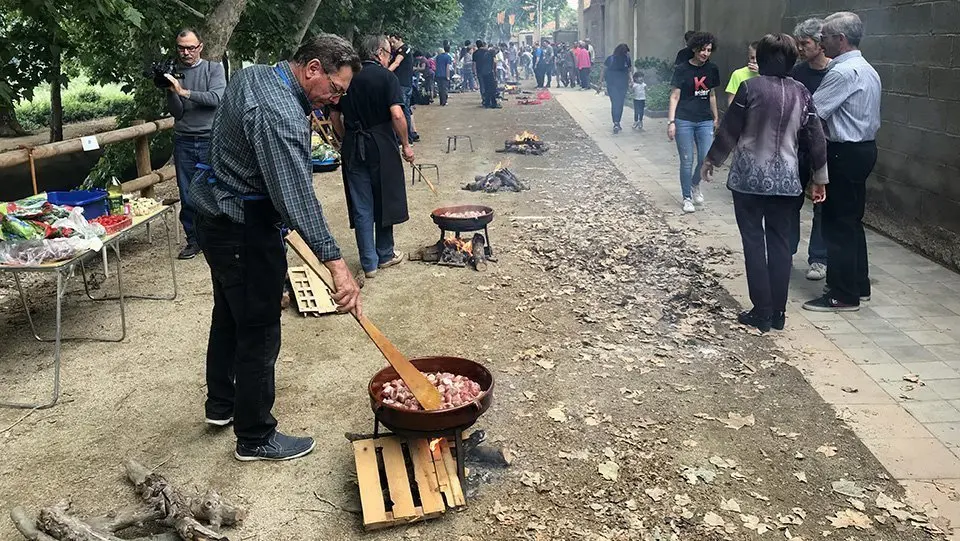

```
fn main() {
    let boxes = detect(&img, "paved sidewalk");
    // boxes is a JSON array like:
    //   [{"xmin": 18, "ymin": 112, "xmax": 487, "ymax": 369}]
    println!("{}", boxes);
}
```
[{"xmin": 556, "ymin": 88, "xmax": 960, "ymax": 536}]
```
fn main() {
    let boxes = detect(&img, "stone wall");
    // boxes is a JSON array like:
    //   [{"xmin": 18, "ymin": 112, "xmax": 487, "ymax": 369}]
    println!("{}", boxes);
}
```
[{"xmin": 784, "ymin": 0, "xmax": 960, "ymax": 269}]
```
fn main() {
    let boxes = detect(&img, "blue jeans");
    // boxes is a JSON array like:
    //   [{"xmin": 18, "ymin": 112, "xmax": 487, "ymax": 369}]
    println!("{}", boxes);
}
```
[
  {"xmin": 462, "ymin": 67, "xmax": 475, "ymax": 90},
  {"xmin": 674, "ymin": 119, "xmax": 713, "ymax": 199},
  {"xmin": 345, "ymin": 165, "xmax": 395, "ymax": 273},
  {"xmin": 174, "ymin": 134, "xmax": 210, "ymax": 245},
  {"xmin": 400, "ymin": 86, "xmax": 415, "ymax": 140}
]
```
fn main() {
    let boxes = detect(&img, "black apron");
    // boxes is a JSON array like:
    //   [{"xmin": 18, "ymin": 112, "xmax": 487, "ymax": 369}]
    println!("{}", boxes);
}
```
[{"xmin": 340, "ymin": 120, "xmax": 409, "ymax": 229}]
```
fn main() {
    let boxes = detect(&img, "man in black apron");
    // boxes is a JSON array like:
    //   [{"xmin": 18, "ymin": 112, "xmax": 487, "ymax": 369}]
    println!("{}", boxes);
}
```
[
  {"xmin": 189, "ymin": 34, "xmax": 362, "ymax": 462},
  {"xmin": 329, "ymin": 35, "xmax": 416, "ymax": 282}
]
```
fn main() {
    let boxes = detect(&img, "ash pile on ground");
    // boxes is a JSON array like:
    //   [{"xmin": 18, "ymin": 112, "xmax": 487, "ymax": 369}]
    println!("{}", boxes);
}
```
[{"xmin": 449, "ymin": 102, "xmax": 947, "ymax": 541}]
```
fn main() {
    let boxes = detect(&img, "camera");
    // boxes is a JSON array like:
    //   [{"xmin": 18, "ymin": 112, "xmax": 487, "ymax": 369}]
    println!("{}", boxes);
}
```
[{"xmin": 144, "ymin": 59, "xmax": 184, "ymax": 88}]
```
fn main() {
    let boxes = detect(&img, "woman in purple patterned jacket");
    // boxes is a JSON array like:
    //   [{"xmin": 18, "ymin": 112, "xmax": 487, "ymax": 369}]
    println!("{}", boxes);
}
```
[{"xmin": 701, "ymin": 33, "xmax": 829, "ymax": 333}]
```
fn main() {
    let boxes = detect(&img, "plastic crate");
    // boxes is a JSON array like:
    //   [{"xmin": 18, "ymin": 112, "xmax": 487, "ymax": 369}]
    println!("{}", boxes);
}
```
[
  {"xmin": 312, "ymin": 159, "xmax": 341, "ymax": 173},
  {"xmin": 47, "ymin": 190, "xmax": 109, "ymax": 219},
  {"xmin": 91, "ymin": 215, "xmax": 132, "ymax": 235}
]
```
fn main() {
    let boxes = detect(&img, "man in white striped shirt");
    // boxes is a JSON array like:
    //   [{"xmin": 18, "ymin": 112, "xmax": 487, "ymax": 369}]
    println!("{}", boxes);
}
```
[{"xmin": 803, "ymin": 11, "xmax": 881, "ymax": 313}]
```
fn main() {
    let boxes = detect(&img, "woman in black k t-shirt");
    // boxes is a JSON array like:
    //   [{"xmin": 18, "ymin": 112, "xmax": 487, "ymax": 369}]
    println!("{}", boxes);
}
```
[{"xmin": 667, "ymin": 32, "xmax": 720, "ymax": 213}]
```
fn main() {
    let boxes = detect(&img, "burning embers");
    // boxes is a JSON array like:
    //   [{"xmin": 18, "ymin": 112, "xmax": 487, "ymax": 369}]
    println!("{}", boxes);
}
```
[
  {"xmin": 464, "ymin": 164, "xmax": 528, "ymax": 192},
  {"xmin": 440, "ymin": 234, "xmax": 488, "ymax": 270},
  {"xmin": 499, "ymin": 131, "xmax": 549, "ymax": 155}
]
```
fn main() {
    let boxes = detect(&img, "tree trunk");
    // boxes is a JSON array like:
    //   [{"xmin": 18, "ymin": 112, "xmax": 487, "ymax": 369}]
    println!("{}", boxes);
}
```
[
  {"xmin": 48, "ymin": 41, "xmax": 64, "ymax": 143},
  {"xmin": 202, "ymin": 0, "xmax": 249, "ymax": 61},
  {"xmin": 287, "ymin": 0, "xmax": 323, "ymax": 58},
  {"xmin": 0, "ymin": 98, "xmax": 29, "ymax": 137},
  {"xmin": 555, "ymin": 8, "xmax": 562, "ymax": 32}
]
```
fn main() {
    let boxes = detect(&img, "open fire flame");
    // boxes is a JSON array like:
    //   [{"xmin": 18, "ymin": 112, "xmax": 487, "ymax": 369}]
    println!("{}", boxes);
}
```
[
  {"xmin": 444, "ymin": 237, "xmax": 473, "ymax": 254},
  {"xmin": 514, "ymin": 130, "xmax": 540, "ymax": 142},
  {"xmin": 429, "ymin": 437, "xmax": 443, "ymax": 452}
]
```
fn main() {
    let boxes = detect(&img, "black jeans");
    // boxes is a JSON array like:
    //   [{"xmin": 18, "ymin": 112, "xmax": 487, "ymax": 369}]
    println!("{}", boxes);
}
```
[
  {"xmin": 823, "ymin": 141, "xmax": 877, "ymax": 304},
  {"xmin": 732, "ymin": 191, "xmax": 796, "ymax": 318},
  {"xmin": 534, "ymin": 64, "xmax": 545, "ymax": 87},
  {"xmin": 579, "ymin": 67, "xmax": 592, "ymax": 89},
  {"xmin": 480, "ymin": 73, "xmax": 497, "ymax": 107},
  {"xmin": 196, "ymin": 203, "xmax": 286, "ymax": 446},
  {"xmin": 545, "ymin": 63, "xmax": 554, "ymax": 87},
  {"xmin": 437, "ymin": 78, "xmax": 449, "ymax": 105}
]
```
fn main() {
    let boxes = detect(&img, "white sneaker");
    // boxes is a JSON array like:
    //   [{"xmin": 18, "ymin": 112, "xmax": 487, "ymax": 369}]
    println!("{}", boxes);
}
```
[
  {"xmin": 682, "ymin": 198, "xmax": 696, "ymax": 213},
  {"xmin": 692, "ymin": 185, "xmax": 704, "ymax": 204},
  {"xmin": 806, "ymin": 262, "xmax": 827, "ymax": 281}
]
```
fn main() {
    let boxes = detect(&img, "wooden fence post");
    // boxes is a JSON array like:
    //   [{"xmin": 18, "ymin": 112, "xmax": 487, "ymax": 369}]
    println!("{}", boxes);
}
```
[{"xmin": 132, "ymin": 120, "xmax": 154, "ymax": 198}]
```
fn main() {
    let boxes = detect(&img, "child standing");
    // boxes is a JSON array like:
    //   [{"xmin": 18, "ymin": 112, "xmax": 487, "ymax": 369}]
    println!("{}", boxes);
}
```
[{"xmin": 632, "ymin": 72, "xmax": 647, "ymax": 130}]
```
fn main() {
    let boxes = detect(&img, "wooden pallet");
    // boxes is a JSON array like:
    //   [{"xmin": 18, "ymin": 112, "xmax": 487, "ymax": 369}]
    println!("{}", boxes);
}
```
[
  {"xmin": 353, "ymin": 436, "xmax": 465, "ymax": 530},
  {"xmin": 287, "ymin": 265, "xmax": 338, "ymax": 316}
]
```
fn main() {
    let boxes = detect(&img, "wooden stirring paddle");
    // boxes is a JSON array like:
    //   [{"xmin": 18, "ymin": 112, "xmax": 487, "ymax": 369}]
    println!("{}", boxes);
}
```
[{"xmin": 285, "ymin": 231, "xmax": 443, "ymax": 411}]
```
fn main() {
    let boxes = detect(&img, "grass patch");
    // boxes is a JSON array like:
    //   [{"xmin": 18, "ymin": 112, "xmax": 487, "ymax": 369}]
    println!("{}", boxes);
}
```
[{"xmin": 15, "ymin": 76, "xmax": 133, "ymax": 131}]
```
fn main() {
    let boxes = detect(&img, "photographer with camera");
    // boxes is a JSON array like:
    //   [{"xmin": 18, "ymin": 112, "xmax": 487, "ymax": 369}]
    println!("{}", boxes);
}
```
[{"xmin": 164, "ymin": 28, "xmax": 226, "ymax": 260}]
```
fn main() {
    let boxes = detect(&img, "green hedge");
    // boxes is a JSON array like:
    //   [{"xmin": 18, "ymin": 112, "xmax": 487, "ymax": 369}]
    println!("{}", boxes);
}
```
[
  {"xmin": 15, "ymin": 92, "xmax": 134, "ymax": 131},
  {"xmin": 645, "ymin": 82, "xmax": 671, "ymax": 112}
]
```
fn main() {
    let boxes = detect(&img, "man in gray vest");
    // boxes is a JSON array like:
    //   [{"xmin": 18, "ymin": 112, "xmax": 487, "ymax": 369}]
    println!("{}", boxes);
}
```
[{"xmin": 165, "ymin": 28, "xmax": 227, "ymax": 260}]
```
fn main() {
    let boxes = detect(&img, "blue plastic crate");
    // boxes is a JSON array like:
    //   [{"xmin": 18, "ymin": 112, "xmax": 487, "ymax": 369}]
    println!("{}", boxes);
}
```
[{"xmin": 47, "ymin": 190, "xmax": 109, "ymax": 219}]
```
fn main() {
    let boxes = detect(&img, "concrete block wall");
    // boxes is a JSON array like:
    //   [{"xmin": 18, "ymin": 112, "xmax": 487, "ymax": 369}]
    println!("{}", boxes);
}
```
[{"xmin": 784, "ymin": 0, "xmax": 960, "ymax": 268}]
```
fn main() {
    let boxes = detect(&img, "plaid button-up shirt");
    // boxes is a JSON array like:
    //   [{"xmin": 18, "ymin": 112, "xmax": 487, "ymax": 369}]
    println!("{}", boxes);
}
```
[{"xmin": 191, "ymin": 61, "xmax": 341, "ymax": 261}]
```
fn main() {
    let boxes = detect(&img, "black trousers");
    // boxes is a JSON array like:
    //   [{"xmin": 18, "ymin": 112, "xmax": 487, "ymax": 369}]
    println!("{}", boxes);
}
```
[
  {"xmin": 579, "ymin": 67, "xmax": 591, "ymax": 89},
  {"xmin": 823, "ymin": 141, "xmax": 877, "ymax": 304},
  {"xmin": 437, "ymin": 78, "xmax": 449, "ymax": 105},
  {"xmin": 196, "ymin": 203, "xmax": 286, "ymax": 446},
  {"xmin": 534, "ymin": 64, "xmax": 545, "ymax": 87},
  {"xmin": 480, "ymin": 73, "xmax": 497, "ymax": 107},
  {"xmin": 732, "ymin": 191, "xmax": 796, "ymax": 318},
  {"xmin": 545, "ymin": 63, "xmax": 554, "ymax": 87}
]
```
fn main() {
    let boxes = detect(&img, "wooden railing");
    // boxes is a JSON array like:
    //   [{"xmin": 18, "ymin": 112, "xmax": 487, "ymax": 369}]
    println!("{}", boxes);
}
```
[{"xmin": 0, "ymin": 117, "xmax": 175, "ymax": 198}]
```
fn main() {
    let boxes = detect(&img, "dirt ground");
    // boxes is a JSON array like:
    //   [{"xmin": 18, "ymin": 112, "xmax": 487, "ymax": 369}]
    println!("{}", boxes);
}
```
[{"xmin": 0, "ymin": 87, "xmax": 947, "ymax": 541}]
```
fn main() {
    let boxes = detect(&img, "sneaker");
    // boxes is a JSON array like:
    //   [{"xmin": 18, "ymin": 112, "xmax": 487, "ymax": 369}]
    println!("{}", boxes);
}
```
[
  {"xmin": 691, "ymin": 185, "xmax": 704, "ymax": 204},
  {"xmin": 823, "ymin": 284, "xmax": 870, "ymax": 302},
  {"xmin": 613, "ymin": 123, "xmax": 622, "ymax": 134},
  {"xmin": 772, "ymin": 312, "xmax": 785, "ymax": 331},
  {"xmin": 802, "ymin": 295, "xmax": 859, "ymax": 312},
  {"xmin": 178, "ymin": 244, "xmax": 201, "ymax": 260},
  {"xmin": 638, "ymin": 121, "xmax": 644, "ymax": 130},
  {"xmin": 632, "ymin": 121, "xmax": 640, "ymax": 130},
  {"xmin": 738, "ymin": 310, "xmax": 772, "ymax": 333},
  {"xmin": 806, "ymin": 262, "xmax": 827, "ymax": 281},
  {"xmin": 205, "ymin": 415, "xmax": 233, "ymax": 427},
  {"xmin": 378, "ymin": 252, "xmax": 406, "ymax": 269},
  {"xmin": 682, "ymin": 198, "xmax": 696, "ymax": 213},
  {"xmin": 235, "ymin": 431, "xmax": 316, "ymax": 462}
]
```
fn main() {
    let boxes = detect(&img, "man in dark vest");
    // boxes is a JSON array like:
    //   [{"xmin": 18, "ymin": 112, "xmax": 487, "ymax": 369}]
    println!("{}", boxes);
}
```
[{"xmin": 330, "ymin": 35, "xmax": 416, "ymax": 283}]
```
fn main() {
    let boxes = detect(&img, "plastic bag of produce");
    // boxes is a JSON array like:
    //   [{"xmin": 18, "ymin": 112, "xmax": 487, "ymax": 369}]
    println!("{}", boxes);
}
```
[
  {"xmin": 0, "ymin": 237, "xmax": 100, "ymax": 266},
  {"xmin": 51, "ymin": 207, "xmax": 106, "ymax": 239}
]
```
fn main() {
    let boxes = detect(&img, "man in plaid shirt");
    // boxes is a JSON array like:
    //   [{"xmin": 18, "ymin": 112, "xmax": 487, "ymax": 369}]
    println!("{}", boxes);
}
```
[{"xmin": 190, "ymin": 34, "xmax": 361, "ymax": 462}]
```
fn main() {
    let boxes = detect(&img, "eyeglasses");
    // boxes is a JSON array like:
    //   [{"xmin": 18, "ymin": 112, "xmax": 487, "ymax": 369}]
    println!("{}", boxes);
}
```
[
  {"xmin": 328, "ymin": 78, "xmax": 347, "ymax": 98},
  {"xmin": 177, "ymin": 44, "xmax": 201, "ymax": 52}
]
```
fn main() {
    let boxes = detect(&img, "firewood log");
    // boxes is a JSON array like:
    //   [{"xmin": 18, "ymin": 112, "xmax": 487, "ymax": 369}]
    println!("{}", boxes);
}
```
[
  {"xmin": 10, "ymin": 507, "xmax": 57, "ymax": 541},
  {"xmin": 124, "ymin": 460, "xmax": 240, "ymax": 541},
  {"xmin": 37, "ymin": 502, "xmax": 127, "ymax": 541},
  {"xmin": 471, "ymin": 234, "xmax": 487, "ymax": 271}
]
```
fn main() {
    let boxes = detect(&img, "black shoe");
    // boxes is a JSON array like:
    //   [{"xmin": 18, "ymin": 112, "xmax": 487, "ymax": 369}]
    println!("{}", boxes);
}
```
[
  {"xmin": 772, "ymin": 312, "xmax": 785, "ymax": 331},
  {"xmin": 823, "ymin": 285, "xmax": 870, "ymax": 302},
  {"xmin": 738, "ymin": 310, "xmax": 772, "ymax": 333},
  {"xmin": 803, "ymin": 295, "xmax": 859, "ymax": 312},
  {"xmin": 235, "ymin": 431, "xmax": 316, "ymax": 462},
  {"xmin": 410, "ymin": 134, "xmax": 421, "ymax": 143},
  {"xmin": 178, "ymin": 244, "xmax": 201, "ymax": 260}
]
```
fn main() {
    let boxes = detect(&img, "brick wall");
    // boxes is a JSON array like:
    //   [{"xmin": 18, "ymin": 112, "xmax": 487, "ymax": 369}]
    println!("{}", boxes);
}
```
[{"xmin": 784, "ymin": 0, "xmax": 960, "ymax": 268}]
